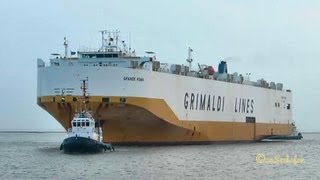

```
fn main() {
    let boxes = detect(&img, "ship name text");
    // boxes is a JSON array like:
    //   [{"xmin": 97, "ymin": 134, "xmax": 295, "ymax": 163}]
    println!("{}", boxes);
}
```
[
  {"xmin": 184, "ymin": 92, "xmax": 225, "ymax": 112},
  {"xmin": 234, "ymin": 98, "xmax": 254, "ymax": 114},
  {"xmin": 184, "ymin": 92, "xmax": 255, "ymax": 114},
  {"xmin": 123, "ymin": 76, "xmax": 144, "ymax": 82}
]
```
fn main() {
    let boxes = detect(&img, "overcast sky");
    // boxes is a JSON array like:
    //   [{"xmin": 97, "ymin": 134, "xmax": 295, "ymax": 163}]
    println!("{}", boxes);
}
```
[{"xmin": 0, "ymin": 0, "xmax": 319, "ymax": 132}]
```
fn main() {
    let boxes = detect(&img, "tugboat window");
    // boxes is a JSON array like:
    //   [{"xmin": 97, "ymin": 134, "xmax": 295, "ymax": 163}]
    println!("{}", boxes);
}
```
[
  {"xmin": 73, "ymin": 122, "xmax": 76, "ymax": 127},
  {"xmin": 86, "ymin": 121, "xmax": 89, "ymax": 126},
  {"xmin": 77, "ymin": 122, "xmax": 81, "ymax": 127},
  {"xmin": 82, "ymin": 122, "xmax": 85, "ymax": 127}
]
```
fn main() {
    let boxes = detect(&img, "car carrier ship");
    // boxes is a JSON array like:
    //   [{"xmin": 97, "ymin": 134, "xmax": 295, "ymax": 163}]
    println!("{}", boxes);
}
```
[{"xmin": 37, "ymin": 30, "xmax": 295, "ymax": 144}]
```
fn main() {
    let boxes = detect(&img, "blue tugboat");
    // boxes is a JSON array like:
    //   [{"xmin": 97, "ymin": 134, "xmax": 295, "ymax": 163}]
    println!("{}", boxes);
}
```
[{"xmin": 60, "ymin": 79, "xmax": 114, "ymax": 153}]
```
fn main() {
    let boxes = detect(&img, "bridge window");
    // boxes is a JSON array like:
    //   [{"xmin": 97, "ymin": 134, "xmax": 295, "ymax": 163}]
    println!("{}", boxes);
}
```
[
  {"xmin": 120, "ymin": 97, "xmax": 127, "ymax": 103},
  {"xmin": 287, "ymin": 104, "xmax": 291, "ymax": 110},
  {"xmin": 103, "ymin": 54, "xmax": 119, "ymax": 58},
  {"xmin": 81, "ymin": 53, "xmax": 119, "ymax": 58},
  {"xmin": 102, "ymin": 97, "xmax": 109, "ymax": 103}
]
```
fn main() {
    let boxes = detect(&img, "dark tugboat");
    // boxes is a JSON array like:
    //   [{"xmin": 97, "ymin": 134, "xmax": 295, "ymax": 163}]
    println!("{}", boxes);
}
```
[
  {"xmin": 263, "ymin": 123, "xmax": 303, "ymax": 141},
  {"xmin": 60, "ymin": 79, "xmax": 114, "ymax": 153}
]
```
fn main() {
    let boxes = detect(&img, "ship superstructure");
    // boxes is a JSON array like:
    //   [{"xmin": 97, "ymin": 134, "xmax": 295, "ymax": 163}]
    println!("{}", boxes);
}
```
[{"xmin": 37, "ymin": 30, "xmax": 293, "ymax": 144}]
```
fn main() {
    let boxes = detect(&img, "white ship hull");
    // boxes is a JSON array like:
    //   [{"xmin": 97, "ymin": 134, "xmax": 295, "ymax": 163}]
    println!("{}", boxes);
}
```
[{"xmin": 37, "ymin": 66, "xmax": 293, "ymax": 144}]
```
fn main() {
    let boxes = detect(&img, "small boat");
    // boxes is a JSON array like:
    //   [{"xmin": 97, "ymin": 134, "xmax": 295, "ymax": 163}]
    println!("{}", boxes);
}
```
[
  {"xmin": 60, "ymin": 111, "xmax": 114, "ymax": 153},
  {"xmin": 60, "ymin": 79, "xmax": 114, "ymax": 153},
  {"xmin": 263, "ymin": 123, "xmax": 303, "ymax": 141}
]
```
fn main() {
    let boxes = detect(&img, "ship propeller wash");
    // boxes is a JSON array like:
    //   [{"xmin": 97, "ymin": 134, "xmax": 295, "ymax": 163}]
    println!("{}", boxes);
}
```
[{"xmin": 38, "ymin": 30, "xmax": 301, "ymax": 145}]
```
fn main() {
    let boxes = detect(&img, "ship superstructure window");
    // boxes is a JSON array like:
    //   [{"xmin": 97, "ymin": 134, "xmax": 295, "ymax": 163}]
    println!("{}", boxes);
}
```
[
  {"xmin": 102, "ymin": 97, "xmax": 109, "ymax": 103},
  {"xmin": 82, "ymin": 121, "xmax": 85, "ymax": 127},
  {"xmin": 73, "ymin": 122, "xmax": 76, "ymax": 127},
  {"xmin": 77, "ymin": 122, "xmax": 81, "ymax": 127},
  {"xmin": 86, "ymin": 121, "xmax": 89, "ymax": 126},
  {"xmin": 105, "ymin": 54, "xmax": 119, "ymax": 58},
  {"xmin": 82, "ymin": 54, "xmax": 96, "ymax": 58},
  {"xmin": 81, "ymin": 53, "xmax": 119, "ymax": 58},
  {"xmin": 287, "ymin": 104, "xmax": 291, "ymax": 110},
  {"xmin": 120, "ymin": 97, "xmax": 127, "ymax": 103}
]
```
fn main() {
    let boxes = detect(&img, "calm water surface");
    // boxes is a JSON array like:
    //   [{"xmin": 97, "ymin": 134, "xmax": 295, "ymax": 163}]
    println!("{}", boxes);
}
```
[{"xmin": 0, "ymin": 133, "xmax": 319, "ymax": 180}]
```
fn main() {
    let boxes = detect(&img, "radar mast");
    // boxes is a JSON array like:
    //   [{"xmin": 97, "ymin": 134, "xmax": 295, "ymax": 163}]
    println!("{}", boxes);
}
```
[
  {"xmin": 187, "ymin": 47, "xmax": 193, "ymax": 70},
  {"xmin": 63, "ymin": 37, "xmax": 68, "ymax": 59}
]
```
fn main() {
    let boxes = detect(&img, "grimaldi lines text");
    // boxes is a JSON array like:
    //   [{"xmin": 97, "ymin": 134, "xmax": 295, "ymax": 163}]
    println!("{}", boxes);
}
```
[{"xmin": 184, "ymin": 92, "xmax": 255, "ymax": 114}]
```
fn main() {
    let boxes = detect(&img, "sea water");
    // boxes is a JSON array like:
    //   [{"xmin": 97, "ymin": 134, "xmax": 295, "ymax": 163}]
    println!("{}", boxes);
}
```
[{"xmin": 0, "ymin": 133, "xmax": 319, "ymax": 180}]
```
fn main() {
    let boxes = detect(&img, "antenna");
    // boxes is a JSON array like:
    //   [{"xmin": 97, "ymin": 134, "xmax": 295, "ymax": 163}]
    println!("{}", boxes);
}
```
[
  {"xmin": 245, "ymin": 73, "xmax": 251, "ymax": 81},
  {"xmin": 187, "ymin": 47, "xmax": 193, "ymax": 70},
  {"xmin": 63, "ymin": 37, "xmax": 68, "ymax": 59},
  {"xmin": 122, "ymin": 40, "xmax": 127, "ymax": 53},
  {"xmin": 115, "ymin": 29, "xmax": 120, "ymax": 48},
  {"xmin": 100, "ymin": 30, "xmax": 105, "ymax": 50},
  {"xmin": 129, "ymin": 32, "xmax": 131, "ymax": 53},
  {"xmin": 100, "ymin": 29, "xmax": 121, "ymax": 52},
  {"xmin": 80, "ymin": 77, "xmax": 89, "ymax": 111}
]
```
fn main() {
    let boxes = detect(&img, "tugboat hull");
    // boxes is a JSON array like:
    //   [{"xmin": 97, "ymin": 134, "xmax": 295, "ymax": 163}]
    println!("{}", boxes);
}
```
[
  {"xmin": 60, "ymin": 137, "xmax": 113, "ymax": 153},
  {"xmin": 265, "ymin": 133, "xmax": 303, "ymax": 140}
]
